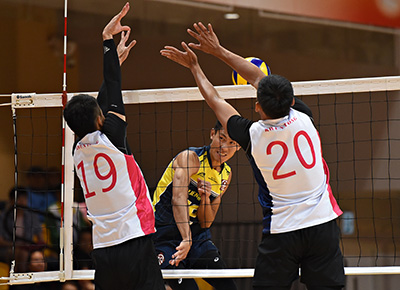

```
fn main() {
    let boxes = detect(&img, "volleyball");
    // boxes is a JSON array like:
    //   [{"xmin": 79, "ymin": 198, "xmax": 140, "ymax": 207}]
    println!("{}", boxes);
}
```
[{"xmin": 232, "ymin": 57, "xmax": 271, "ymax": 85}]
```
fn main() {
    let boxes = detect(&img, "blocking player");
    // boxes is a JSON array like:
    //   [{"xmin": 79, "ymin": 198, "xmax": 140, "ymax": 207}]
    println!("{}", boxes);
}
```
[
  {"xmin": 63, "ymin": 3, "xmax": 164, "ymax": 290},
  {"xmin": 160, "ymin": 22, "xmax": 345, "ymax": 290},
  {"xmin": 152, "ymin": 121, "xmax": 239, "ymax": 290}
]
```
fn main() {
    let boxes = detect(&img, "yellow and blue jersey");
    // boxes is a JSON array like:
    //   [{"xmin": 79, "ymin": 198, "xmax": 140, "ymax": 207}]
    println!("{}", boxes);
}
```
[{"xmin": 152, "ymin": 145, "xmax": 231, "ymax": 228}]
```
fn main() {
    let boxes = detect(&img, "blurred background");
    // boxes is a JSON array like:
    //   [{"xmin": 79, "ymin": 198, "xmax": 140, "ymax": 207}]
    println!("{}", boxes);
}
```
[{"xmin": 0, "ymin": 1, "xmax": 400, "ymax": 289}]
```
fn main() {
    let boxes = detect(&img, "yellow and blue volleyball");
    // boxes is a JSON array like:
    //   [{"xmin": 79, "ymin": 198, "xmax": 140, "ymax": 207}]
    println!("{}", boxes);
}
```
[{"xmin": 232, "ymin": 57, "xmax": 271, "ymax": 85}]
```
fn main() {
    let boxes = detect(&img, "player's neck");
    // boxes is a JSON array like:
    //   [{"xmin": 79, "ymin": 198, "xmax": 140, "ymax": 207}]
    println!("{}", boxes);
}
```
[
  {"xmin": 213, "ymin": 165, "xmax": 222, "ymax": 172},
  {"xmin": 210, "ymin": 159, "xmax": 222, "ymax": 172}
]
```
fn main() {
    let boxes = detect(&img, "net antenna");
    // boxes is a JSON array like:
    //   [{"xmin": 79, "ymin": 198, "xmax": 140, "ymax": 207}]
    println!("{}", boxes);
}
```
[
  {"xmin": 60, "ymin": 0, "xmax": 75, "ymax": 282},
  {"xmin": 59, "ymin": 0, "xmax": 68, "ymax": 282}
]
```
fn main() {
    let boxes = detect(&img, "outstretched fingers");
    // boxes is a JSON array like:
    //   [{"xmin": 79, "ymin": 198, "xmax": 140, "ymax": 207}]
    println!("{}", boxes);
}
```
[
  {"xmin": 103, "ymin": 2, "xmax": 131, "ymax": 39},
  {"xmin": 117, "ymin": 30, "xmax": 137, "ymax": 65},
  {"xmin": 118, "ymin": 2, "xmax": 130, "ymax": 21},
  {"xmin": 207, "ymin": 23, "xmax": 214, "ymax": 34},
  {"xmin": 160, "ymin": 46, "xmax": 183, "ymax": 65},
  {"xmin": 187, "ymin": 22, "xmax": 220, "ymax": 55},
  {"xmin": 114, "ymin": 2, "xmax": 131, "ymax": 32},
  {"xmin": 121, "ymin": 30, "xmax": 137, "ymax": 49}
]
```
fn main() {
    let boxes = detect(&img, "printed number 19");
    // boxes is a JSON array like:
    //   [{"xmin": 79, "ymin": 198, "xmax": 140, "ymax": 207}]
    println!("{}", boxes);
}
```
[
  {"xmin": 77, "ymin": 153, "xmax": 117, "ymax": 198},
  {"xmin": 266, "ymin": 130, "xmax": 316, "ymax": 180}
]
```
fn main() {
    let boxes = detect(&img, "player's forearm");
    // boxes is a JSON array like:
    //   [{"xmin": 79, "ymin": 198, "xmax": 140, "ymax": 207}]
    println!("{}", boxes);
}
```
[
  {"xmin": 191, "ymin": 64, "xmax": 227, "ymax": 124},
  {"xmin": 103, "ymin": 39, "xmax": 125, "ymax": 115},
  {"xmin": 214, "ymin": 46, "xmax": 265, "ymax": 88},
  {"xmin": 172, "ymin": 195, "xmax": 192, "ymax": 241},
  {"xmin": 197, "ymin": 200, "xmax": 218, "ymax": 228},
  {"xmin": 190, "ymin": 64, "xmax": 239, "ymax": 128},
  {"xmin": 96, "ymin": 81, "xmax": 108, "ymax": 115},
  {"xmin": 191, "ymin": 64, "xmax": 220, "ymax": 105}
]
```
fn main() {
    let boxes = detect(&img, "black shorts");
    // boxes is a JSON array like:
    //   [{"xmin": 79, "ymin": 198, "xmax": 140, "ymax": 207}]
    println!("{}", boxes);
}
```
[
  {"xmin": 154, "ymin": 226, "xmax": 219, "ymax": 268},
  {"xmin": 253, "ymin": 219, "xmax": 345, "ymax": 288},
  {"xmin": 91, "ymin": 235, "xmax": 165, "ymax": 290}
]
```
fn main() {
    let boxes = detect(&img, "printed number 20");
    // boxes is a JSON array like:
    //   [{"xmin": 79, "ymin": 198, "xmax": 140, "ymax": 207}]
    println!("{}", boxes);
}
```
[
  {"xmin": 77, "ymin": 153, "xmax": 117, "ymax": 198},
  {"xmin": 266, "ymin": 130, "xmax": 316, "ymax": 180}
]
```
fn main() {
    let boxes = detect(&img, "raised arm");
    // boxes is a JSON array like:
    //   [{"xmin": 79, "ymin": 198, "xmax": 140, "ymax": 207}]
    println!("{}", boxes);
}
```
[
  {"xmin": 97, "ymin": 28, "xmax": 136, "ymax": 115},
  {"xmin": 160, "ymin": 42, "xmax": 239, "ymax": 129},
  {"xmin": 97, "ymin": 2, "xmax": 132, "ymax": 121},
  {"xmin": 187, "ymin": 22, "xmax": 266, "ymax": 89},
  {"xmin": 169, "ymin": 150, "xmax": 199, "ymax": 266}
]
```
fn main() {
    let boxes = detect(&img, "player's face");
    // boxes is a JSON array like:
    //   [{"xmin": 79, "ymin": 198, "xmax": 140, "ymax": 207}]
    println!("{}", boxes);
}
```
[{"xmin": 209, "ymin": 128, "xmax": 239, "ymax": 166}]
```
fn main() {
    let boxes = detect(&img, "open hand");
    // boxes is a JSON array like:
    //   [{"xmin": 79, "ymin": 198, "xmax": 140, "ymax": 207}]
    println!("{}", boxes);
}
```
[
  {"xmin": 117, "ymin": 30, "xmax": 136, "ymax": 65},
  {"xmin": 160, "ymin": 42, "xmax": 198, "ymax": 69},
  {"xmin": 169, "ymin": 239, "xmax": 191, "ymax": 266},
  {"xmin": 103, "ymin": 2, "xmax": 131, "ymax": 40},
  {"xmin": 187, "ymin": 22, "xmax": 221, "ymax": 55}
]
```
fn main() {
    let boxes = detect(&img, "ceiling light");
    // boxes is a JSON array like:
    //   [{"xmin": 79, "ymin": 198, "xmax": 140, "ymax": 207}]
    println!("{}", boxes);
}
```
[{"xmin": 224, "ymin": 13, "xmax": 240, "ymax": 20}]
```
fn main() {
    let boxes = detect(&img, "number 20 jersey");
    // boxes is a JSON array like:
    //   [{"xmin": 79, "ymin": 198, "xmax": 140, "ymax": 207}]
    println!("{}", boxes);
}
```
[
  {"xmin": 73, "ymin": 131, "xmax": 155, "ymax": 249},
  {"xmin": 228, "ymin": 109, "xmax": 342, "ymax": 234}
]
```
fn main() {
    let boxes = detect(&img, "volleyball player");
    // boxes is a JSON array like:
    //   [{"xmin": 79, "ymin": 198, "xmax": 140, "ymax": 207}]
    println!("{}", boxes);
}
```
[
  {"xmin": 160, "ymin": 22, "xmax": 345, "ymax": 290},
  {"xmin": 63, "ymin": 3, "xmax": 164, "ymax": 290},
  {"xmin": 152, "ymin": 121, "xmax": 239, "ymax": 290}
]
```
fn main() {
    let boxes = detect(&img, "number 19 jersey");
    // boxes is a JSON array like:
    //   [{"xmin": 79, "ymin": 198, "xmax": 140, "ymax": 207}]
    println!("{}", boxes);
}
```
[{"xmin": 73, "ymin": 131, "xmax": 155, "ymax": 249}]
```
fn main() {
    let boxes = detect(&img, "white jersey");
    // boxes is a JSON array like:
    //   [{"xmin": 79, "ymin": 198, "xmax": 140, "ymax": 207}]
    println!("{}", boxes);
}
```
[
  {"xmin": 249, "ymin": 109, "xmax": 342, "ymax": 233},
  {"xmin": 73, "ymin": 131, "xmax": 155, "ymax": 249}
]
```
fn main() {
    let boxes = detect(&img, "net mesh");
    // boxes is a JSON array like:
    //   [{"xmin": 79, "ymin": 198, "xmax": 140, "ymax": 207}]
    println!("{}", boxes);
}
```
[{"xmin": 3, "ymin": 77, "xmax": 400, "ymax": 289}]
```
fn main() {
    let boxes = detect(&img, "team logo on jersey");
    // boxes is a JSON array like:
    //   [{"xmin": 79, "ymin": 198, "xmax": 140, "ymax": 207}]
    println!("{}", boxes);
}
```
[
  {"xmin": 220, "ymin": 179, "xmax": 228, "ymax": 192},
  {"xmin": 157, "ymin": 252, "xmax": 165, "ymax": 266}
]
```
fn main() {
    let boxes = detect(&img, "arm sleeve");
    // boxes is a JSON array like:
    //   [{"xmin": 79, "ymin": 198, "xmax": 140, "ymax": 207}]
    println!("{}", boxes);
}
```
[
  {"xmin": 100, "ymin": 40, "xmax": 131, "ymax": 154},
  {"xmin": 99, "ymin": 39, "xmax": 125, "ymax": 116},
  {"xmin": 97, "ymin": 81, "xmax": 108, "ymax": 115},
  {"xmin": 227, "ymin": 115, "xmax": 253, "ymax": 152}
]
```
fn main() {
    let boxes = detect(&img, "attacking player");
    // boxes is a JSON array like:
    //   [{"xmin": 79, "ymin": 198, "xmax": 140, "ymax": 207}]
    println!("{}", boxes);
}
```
[
  {"xmin": 63, "ymin": 3, "xmax": 164, "ymax": 290},
  {"xmin": 160, "ymin": 22, "xmax": 345, "ymax": 290},
  {"xmin": 152, "ymin": 121, "xmax": 239, "ymax": 290}
]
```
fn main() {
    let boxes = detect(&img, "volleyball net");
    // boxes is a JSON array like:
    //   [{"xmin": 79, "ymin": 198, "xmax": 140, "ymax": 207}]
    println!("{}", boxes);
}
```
[{"xmin": 2, "ymin": 76, "xmax": 400, "ymax": 287}]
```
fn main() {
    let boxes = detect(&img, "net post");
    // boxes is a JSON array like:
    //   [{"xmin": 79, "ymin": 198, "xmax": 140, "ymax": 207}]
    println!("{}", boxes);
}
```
[{"xmin": 63, "ymin": 121, "xmax": 75, "ymax": 280}]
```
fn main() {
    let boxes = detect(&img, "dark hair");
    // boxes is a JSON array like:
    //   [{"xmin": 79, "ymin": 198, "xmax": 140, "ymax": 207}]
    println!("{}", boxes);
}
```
[
  {"xmin": 257, "ymin": 75, "xmax": 294, "ymax": 119},
  {"xmin": 27, "ymin": 166, "xmax": 44, "ymax": 176},
  {"xmin": 8, "ymin": 187, "xmax": 28, "ymax": 201},
  {"xmin": 213, "ymin": 120, "xmax": 222, "ymax": 132},
  {"xmin": 63, "ymin": 94, "xmax": 102, "ymax": 138}
]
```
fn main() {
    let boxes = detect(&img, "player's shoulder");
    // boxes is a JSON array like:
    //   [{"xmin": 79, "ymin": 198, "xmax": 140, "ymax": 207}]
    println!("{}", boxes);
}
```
[
  {"xmin": 188, "ymin": 145, "xmax": 208, "ymax": 157},
  {"xmin": 221, "ymin": 162, "xmax": 232, "ymax": 175},
  {"xmin": 228, "ymin": 115, "xmax": 253, "ymax": 127}
]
